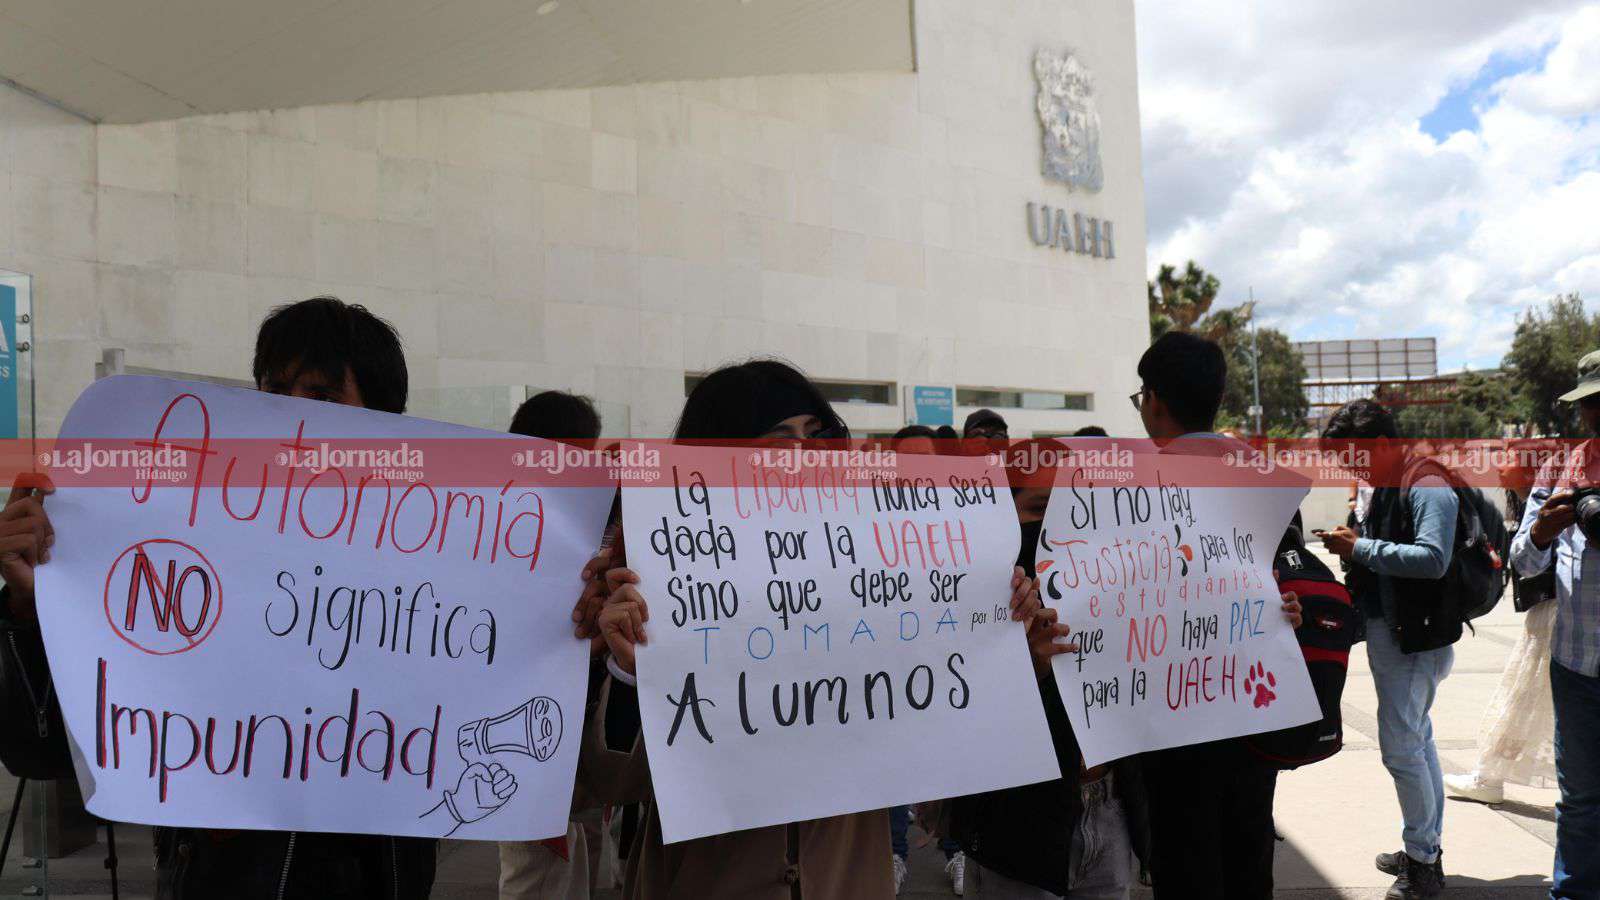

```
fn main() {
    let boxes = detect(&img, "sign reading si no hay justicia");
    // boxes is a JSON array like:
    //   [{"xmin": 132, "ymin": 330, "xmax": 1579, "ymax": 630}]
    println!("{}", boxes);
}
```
[
  {"xmin": 1039, "ymin": 445, "xmax": 1319, "ymax": 766},
  {"xmin": 35, "ymin": 376, "xmax": 613, "ymax": 840}
]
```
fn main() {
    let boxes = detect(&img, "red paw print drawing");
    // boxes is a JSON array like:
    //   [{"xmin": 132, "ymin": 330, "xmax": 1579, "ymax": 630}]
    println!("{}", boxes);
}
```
[{"xmin": 1243, "ymin": 662, "xmax": 1277, "ymax": 708}]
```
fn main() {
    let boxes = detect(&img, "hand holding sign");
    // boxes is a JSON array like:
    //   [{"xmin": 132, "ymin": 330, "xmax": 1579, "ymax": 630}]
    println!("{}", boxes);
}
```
[
  {"xmin": 0, "ymin": 473, "xmax": 55, "ymax": 616},
  {"xmin": 599, "ymin": 566, "xmax": 649, "ymax": 674},
  {"xmin": 1025, "ymin": 605, "xmax": 1078, "ymax": 677}
]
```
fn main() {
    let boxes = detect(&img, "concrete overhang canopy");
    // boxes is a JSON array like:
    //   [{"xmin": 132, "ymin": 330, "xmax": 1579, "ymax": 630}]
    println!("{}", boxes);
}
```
[{"xmin": 0, "ymin": 0, "xmax": 914, "ymax": 123}]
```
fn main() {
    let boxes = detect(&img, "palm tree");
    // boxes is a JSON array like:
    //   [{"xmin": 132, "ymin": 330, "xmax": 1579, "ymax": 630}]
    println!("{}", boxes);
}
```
[
  {"xmin": 1147, "ymin": 261, "xmax": 1221, "ymax": 339},
  {"xmin": 1196, "ymin": 300, "xmax": 1254, "ymax": 345}
]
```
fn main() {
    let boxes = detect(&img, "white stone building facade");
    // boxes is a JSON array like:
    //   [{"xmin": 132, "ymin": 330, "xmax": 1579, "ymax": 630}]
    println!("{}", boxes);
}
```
[{"xmin": 0, "ymin": 0, "xmax": 1149, "ymax": 439}]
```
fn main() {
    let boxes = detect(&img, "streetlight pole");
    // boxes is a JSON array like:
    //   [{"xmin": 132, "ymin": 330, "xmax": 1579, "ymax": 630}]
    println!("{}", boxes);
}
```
[{"xmin": 1249, "ymin": 286, "xmax": 1264, "ymax": 436}]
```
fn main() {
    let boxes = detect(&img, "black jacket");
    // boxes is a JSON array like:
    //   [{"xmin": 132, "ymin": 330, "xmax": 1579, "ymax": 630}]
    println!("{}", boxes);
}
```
[
  {"xmin": 0, "ymin": 596, "xmax": 437, "ymax": 900},
  {"xmin": 1351, "ymin": 459, "xmax": 1464, "ymax": 654},
  {"xmin": 153, "ymin": 826, "xmax": 435, "ymax": 900},
  {"xmin": 949, "ymin": 674, "xmax": 1149, "ymax": 894}
]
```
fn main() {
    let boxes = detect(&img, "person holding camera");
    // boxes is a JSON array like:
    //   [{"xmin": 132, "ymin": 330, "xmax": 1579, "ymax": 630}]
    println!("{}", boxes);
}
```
[{"xmin": 1511, "ymin": 351, "xmax": 1600, "ymax": 900}]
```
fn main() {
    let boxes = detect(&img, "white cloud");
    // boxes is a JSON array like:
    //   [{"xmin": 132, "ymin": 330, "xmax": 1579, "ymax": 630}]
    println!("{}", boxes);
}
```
[
  {"xmin": 1501, "ymin": 6, "xmax": 1600, "ymax": 115},
  {"xmin": 1137, "ymin": 0, "xmax": 1600, "ymax": 369}
]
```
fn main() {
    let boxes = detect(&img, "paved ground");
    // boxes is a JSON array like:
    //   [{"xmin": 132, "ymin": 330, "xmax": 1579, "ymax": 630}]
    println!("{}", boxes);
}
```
[
  {"xmin": 896, "ymin": 545, "xmax": 1559, "ymax": 899},
  {"xmin": 1, "ymin": 551, "xmax": 1559, "ymax": 898}
]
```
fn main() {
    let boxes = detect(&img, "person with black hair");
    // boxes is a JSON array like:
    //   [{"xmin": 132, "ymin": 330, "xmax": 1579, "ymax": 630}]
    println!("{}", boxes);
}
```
[
  {"xmin": 510, "ymin": 390, "xmax": 603, "ymax": 446},
  {"xmin": 253, "ymin": 295, "xmax": 410, "ymax": 414},
  {"xmin": 1071, "ymin": 426, "xmax": 1108, "ymax": 438},
  {"xmin": 1318, "ymin": 398, "xmax": 1458, "ymax": 899},
  {"xmin": 0, "ymin": 297, "xmax": 436, "ymax": 900},
  {"xmin": 1131, "ymin": 331, "xmax": 1227, "ymax": 441},
  {"xmin": 576, "ymin": 359, "xmax": 1052, "ymax": 900},
  {"xmin": 891, "ymin": 424, "xmax": 937, "ymax": 458},
  {"xmin": 1132, "ymin": 331, "xmax": 1290, "ymax": 900},
  {"xmin": 950, "ymin": 439, "xmax": 1152, "ymax": 900},
  {"xmin": 501, "ymin": 390, "xmax": 606, "ymax": 900}
]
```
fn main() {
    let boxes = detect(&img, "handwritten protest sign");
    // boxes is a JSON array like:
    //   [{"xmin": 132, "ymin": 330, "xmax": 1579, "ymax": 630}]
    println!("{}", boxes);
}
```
[
  {"xmin": 621, "ymin": 444, "xmax": 1059, "ymax": 844},
  {"xmin": 1037, "ymin": 441, "xmax": 1317, "ymax": 765},
  {"xmin": 34, "ymin": 376, "xmax": 613, "ymax": 840}
]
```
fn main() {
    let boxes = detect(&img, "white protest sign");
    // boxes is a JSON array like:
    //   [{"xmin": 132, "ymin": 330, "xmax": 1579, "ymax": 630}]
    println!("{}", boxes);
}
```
[
  {"xmin": 621, "ymin": 444, "xmax": 1060, "ymax": 844},
  {"xmin": 35, "ymin": 376, "xmax": 613, "ymax": 840},
  {"xmin": 1038, "ymin": 441, "xmax": 1316, "ymax": 765}
]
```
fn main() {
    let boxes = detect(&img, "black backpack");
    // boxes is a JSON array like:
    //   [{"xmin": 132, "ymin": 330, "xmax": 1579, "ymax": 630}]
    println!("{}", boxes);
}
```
[
  {"xmin": 1399, "ymin": 459, "xmax": 1510, "ymax": 625},
  {"xmin": 1244, "ymin": 525, "xmax": 1360, "ymax": 769}
]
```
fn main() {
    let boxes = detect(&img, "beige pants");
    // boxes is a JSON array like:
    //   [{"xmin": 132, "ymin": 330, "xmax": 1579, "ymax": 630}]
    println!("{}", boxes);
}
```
[{"xmin": 498, "ymin": 820, "xmax": 590, "ymax": 900}]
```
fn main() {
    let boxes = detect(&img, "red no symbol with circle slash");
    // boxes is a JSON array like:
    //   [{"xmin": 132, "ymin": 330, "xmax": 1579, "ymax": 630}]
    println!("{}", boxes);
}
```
[{"xmin": 103, "ymin": 539, "xmax": 223, "ymax": 655}]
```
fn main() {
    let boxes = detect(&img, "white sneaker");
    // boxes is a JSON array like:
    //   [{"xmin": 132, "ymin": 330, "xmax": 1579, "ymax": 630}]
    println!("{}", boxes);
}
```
[
  {"xmin": 892, "ymin": 854, "xmax": 908, "ymax": 895},
  {"xmin": 945, "ymin": 851, "xmax": 966, "ymax": 896},
  {"xmin": 1445, "ymin": 772, "xmax": 1504, "ymax": 804}
]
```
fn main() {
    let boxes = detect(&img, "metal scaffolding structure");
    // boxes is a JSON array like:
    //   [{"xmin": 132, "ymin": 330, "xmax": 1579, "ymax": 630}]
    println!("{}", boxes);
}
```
[
  {"xmin": 1305, "ymin": 376, "xmax": 1458, "ymax": 419},
  {"xmin": 1297, "ymin": 337, "xmax": 1448, "ymax": 427}
]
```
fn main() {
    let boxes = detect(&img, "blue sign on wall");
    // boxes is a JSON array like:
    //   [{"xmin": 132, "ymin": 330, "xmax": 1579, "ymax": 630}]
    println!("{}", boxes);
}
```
[
  {"xmin": 909, "ymin": 385, "xmax": 954, "ymax": 428},
  {"xmin": 0, "ymin": 286, "xmax": 17, "ymax": 440}
]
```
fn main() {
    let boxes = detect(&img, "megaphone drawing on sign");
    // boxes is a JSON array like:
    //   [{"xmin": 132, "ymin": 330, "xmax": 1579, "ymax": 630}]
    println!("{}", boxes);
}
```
[
  {"xmin": 422, "ymin": 696, "xmax": 563, "ymax": 836},
  {"xmin": 456, "ymin": 696, "xmax": 563, "ymax": 764}
]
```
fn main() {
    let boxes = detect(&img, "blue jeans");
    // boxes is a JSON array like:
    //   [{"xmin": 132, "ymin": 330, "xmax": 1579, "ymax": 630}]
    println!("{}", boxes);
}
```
[
  {"xmin": 891, "ymin": 805, "xmax": 911, "ymax": 859},
  {"xmin": 1551, "ymin": 661, "xmax": 1600, "ymax": 899},
  {"xmin": 1366, "ymin": 621, "xmax": 1453, "ymax": 863}
]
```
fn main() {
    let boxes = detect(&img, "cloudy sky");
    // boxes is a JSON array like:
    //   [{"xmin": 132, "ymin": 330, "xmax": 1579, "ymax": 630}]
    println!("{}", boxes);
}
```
[{"xmin": 1135, "ymin": 0, "xmax": 1600, "ymax": 371}]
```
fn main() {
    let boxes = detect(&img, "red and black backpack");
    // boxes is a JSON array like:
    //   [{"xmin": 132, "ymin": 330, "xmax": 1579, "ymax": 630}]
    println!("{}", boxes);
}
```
[{"xmin": 1244, "ymin": 518, "xmax": 1361, "ymax": 769}]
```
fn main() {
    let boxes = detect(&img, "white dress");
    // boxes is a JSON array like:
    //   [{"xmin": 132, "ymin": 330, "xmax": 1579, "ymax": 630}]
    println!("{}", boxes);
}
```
[{"xmin": 1468, "ymin": 599, "xmax": 1558, "ymax": 788}]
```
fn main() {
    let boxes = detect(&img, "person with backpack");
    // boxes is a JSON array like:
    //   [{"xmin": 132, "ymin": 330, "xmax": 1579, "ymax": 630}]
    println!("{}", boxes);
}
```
[{"xmin": 1318, "ymin": 398, "xmax": 1458, "ymax": 900}]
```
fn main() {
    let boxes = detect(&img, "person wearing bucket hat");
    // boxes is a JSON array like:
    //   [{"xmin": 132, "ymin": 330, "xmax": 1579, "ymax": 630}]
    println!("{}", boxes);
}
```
[
  {"xmin": 1511, "ymin": 347, "xmax": 1600, "ymax": 899},
  {"xmin": 1557, "ymin": 349, "xmax": 1600, "ymax": 405}
]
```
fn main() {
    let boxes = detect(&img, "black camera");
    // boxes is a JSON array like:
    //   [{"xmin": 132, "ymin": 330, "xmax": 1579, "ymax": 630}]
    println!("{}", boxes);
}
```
[{"xmin": 1559, "ymin": 487, "xmax": 1600, "ymax": 544}]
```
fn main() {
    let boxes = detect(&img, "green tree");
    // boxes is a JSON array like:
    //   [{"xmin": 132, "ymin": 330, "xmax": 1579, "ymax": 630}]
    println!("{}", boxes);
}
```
[
  {"xmin": 1391, "ymin": 371, "xmax": 1518, "ymax": 439},
  {"xmin": 1502, "ymin": 293, "xmax": 1599, "ymax": 436},
  {"xmin": 1148, "ymin": 261, "xmax": 1220, "ymax": 340},
  {"xmin": 1202, "ymin": 313, "xmax": 1310, "ymax": 436},
  {"xmin": 1147, "ymin": 262, "xmax": 1310, "ymax": 435}
]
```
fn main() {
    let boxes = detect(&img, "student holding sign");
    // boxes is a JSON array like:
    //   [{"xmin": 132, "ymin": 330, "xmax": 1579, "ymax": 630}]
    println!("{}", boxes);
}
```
[
  {"xmin": 1129, "ymin": 332, "xmax": 1304, "ymax": 900},
  {"xmin": 497, "ymin": 391, "xmax": 606, "ymax": 900},
  {"xmin": 0, "ymin": 298, "xmax": 439, "ymax": 899},
  {"xmin": 577, "ymin": 360, "xmax": 1056, "ymax": 900},
  {"xmin": 951, "ymin": 439, "xmax": 1151, "ymax": 899}
]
